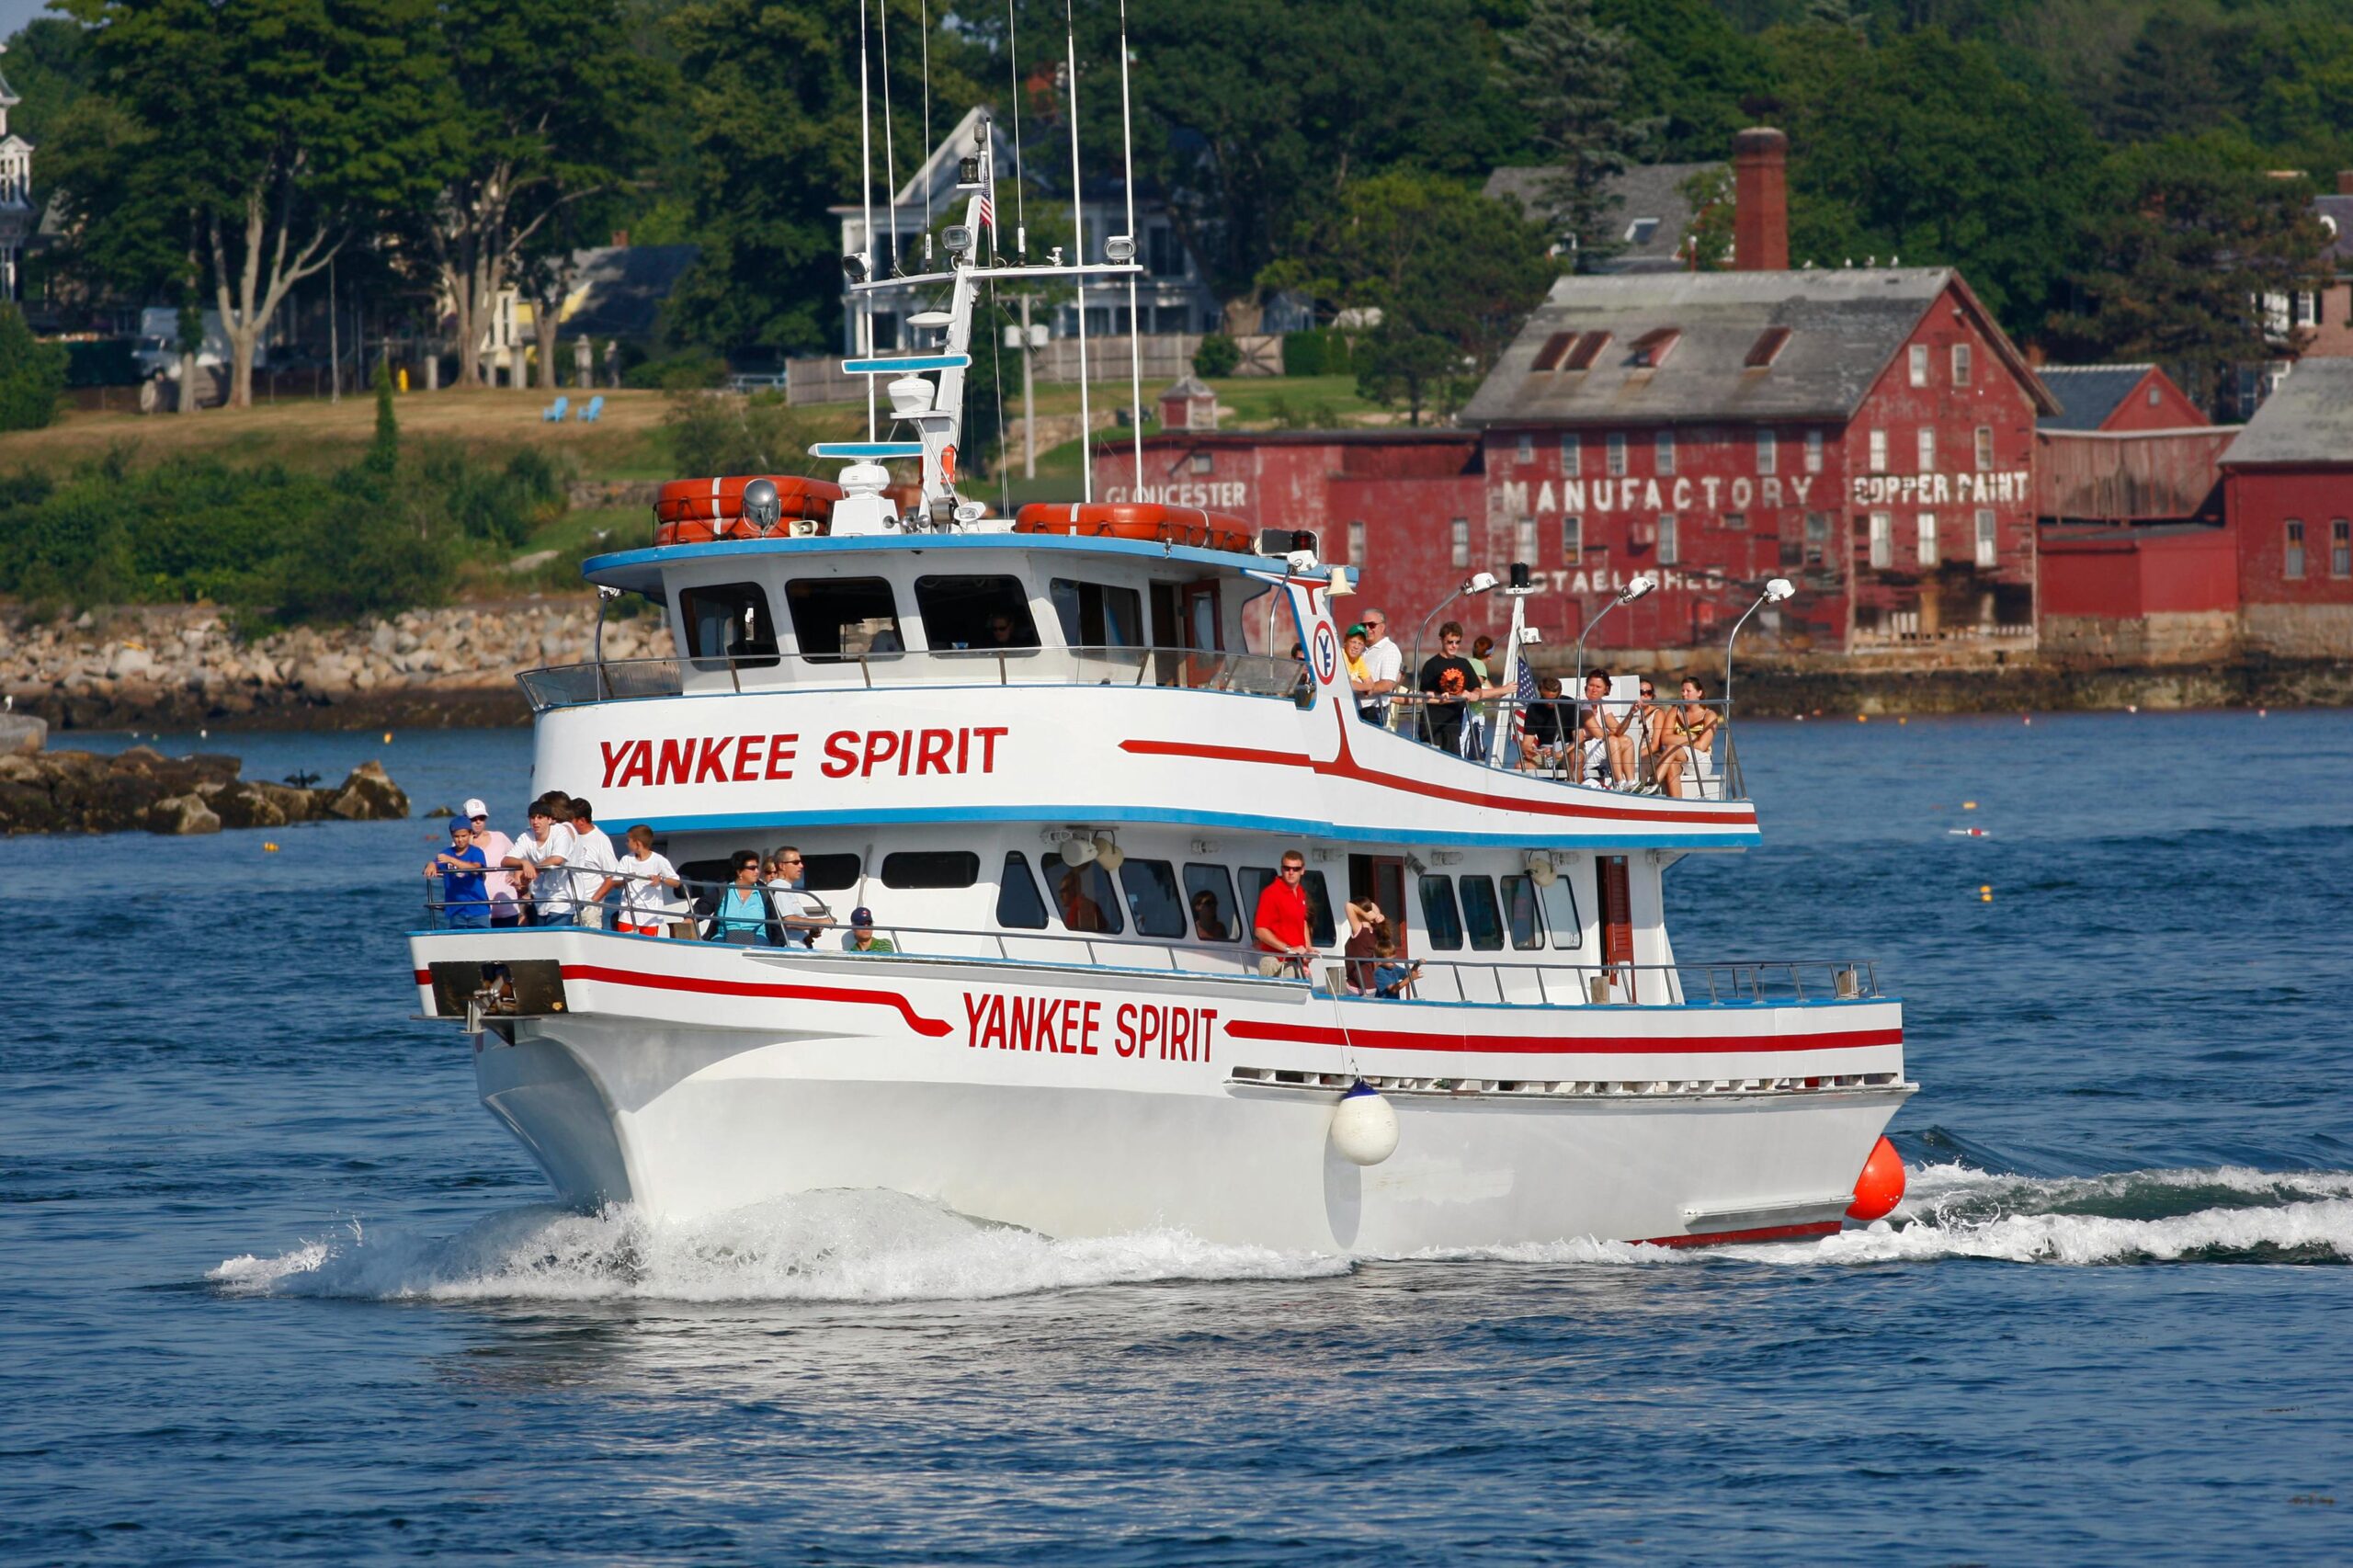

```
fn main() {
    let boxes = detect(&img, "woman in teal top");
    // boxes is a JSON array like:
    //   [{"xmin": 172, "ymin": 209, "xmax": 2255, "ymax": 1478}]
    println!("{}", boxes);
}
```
[{"xmin": 699, "ymin": 851, "xmax": 780, "ymax": 945}]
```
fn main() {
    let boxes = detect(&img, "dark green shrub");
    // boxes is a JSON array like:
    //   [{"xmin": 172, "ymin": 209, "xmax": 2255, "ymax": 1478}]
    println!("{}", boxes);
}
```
[
  {"xmin": 1283, "ymin": 328, "xmax": 1354, "ymax": 378},
  {"xmin": 0, "ymin": 305, "xmax": 67, "ymax": 430},
  {"xmin": 1192, "ymin": 333, "xmax": 1241, "ymax": 379}
]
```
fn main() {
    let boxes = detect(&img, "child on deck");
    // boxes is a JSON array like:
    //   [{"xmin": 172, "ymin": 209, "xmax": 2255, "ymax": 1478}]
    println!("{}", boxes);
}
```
[
  {"xmin": 596, "ymin": 824, "xmax": 682, "ymax": 936},
  {"xmin": 426, "ymin": 822, "xmax": 491, "ymax": 928}
]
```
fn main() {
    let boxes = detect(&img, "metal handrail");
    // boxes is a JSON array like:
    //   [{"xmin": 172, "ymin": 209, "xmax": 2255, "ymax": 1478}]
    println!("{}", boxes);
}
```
[
  {"xmin": 418, "ymin": 891, "xmax": 1877, "ymax": 1009},
  {"xmin": 516, "ymin": 643, "xmax": 1313, "ymax": 711},
  {"xmin": 1375, "ymin": 693, "xmax": 1745, "ymax": 801}
]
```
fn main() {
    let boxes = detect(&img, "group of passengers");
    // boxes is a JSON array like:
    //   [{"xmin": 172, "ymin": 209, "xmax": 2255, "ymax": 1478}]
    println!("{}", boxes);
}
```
[
  {"xmin": 425, "ymin": 794, "xmax": 892, "ymax": 949},
  {"xmin": 1251, "ymin": 847, "xmax": 1421, "ymax": 998},
  {"xmin": 1334, "ymin": 608, "xmax": 1717, "ymax": 797}
]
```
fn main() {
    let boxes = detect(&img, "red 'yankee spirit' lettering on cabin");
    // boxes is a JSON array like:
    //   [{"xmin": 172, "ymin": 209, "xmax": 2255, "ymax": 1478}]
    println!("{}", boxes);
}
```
[
  {"xmin": 597, "ymin": 726, "xmax": 1009, "ymax": 789},
  {"xmin": 961, "ymin": 992, "xmax": 1217, "ymax": 1062}
]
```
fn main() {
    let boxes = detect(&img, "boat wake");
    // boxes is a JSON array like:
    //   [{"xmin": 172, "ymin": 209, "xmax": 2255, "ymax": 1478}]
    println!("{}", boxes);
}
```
[
  {"xmin": 1433, "ymin": 1162, "xmax": 2353, "ymax": 1267},
  {"xmin": 208, "ymin": 1187, "xmax": 1351, "ymax": 1304}
]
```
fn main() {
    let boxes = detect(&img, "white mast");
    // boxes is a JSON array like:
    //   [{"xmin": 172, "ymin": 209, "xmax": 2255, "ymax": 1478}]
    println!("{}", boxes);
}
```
[
  {"xmin": 1118, "ymin": 0, "xmax": 1143, "ymax": 486},
  {"xmin": 1064, "ymin": 2, "xmax": 1091, "ymax": 504},
  {"xmin": 858, "ymin": 0, "xmax": 876, "ymax": 439}
]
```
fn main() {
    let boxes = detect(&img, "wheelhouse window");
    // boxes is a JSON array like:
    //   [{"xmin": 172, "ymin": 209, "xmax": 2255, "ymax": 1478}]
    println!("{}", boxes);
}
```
[
  {"xmin": 1183, "ymin": 863, "xmax": 1240, "ymax": 941},
  {"xmin": 881, "ymin": 851, "xmax": 981, "ymax": 889},
  {"xmin": 678, "ymin": 582, "xmax": 778, "ymax": 669},
  {"xmin": 1050, "ymin": 578, "xmax": 1146, "ymax": 647},
  {"xmin": 1458, "ymin": 875, "xmax": 1506, "ymax": 951},
  {"xmin": 1500, "ymin": 874, "xmax": 1545, "ymax": 950},
  {"xmin": 1417, "ymin": 874, "xmax": 1464, "ymax": 950},
  {"xmin": 1051, "ymin": 859, "xmax": 1123, "ymax": 934},
  {"xmin": 1540, "ymin": 876, "xmax": 1583, "ymax": 948},
  {"xmin": 803, "ymin": 852, "xmax": 863, "ymax": 891},
  {"xmin": 786, "ymin": 576, "xmax": 901, "ymax": 661},
  {"xmin": 916, "ymin": 574, "xmax": 1040, "ymax": 651},
  {"xmin": 1119, "ymin": 859, "xmax": 1188, "ymax": 938},
  {"xmin": 997, "ymin": 852, "xmax": 1050, "ymax": 928}
]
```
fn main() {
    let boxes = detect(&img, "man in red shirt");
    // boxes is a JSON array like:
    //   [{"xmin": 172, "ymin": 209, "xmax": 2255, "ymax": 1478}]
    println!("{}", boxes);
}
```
[{"xmin": 1253, "ymin": 850, "xmax": 1316, "ymax": 977}]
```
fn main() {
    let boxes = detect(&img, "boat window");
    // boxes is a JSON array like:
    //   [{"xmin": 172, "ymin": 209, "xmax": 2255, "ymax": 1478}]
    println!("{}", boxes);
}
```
[
  {"xmin": 881, "ymin": 850, "xmax": 981, "ymax": 889},
  {"xmin": 1540, "ymin": 876, "xmax": 1583, "ymax": 949},
  {"xmin": 1240, "ymin": 865, "xmax": 1337, "ymax": 947},
  {"xmin": 1051, "ymin": 859, "xmax": 1123, "ymax": 934},
  {"xmin": 1417, "ymin": 874, "xmax": 1464, "ymax": 950},
  {"xmin": 678, "ymin": 583, "xmax": 778, "ymax": 669},
  {"xmin": 802, "ymin": 852, "xmax": 863, "ymax": 892},
  {"xmin": 1050, "ymin": 578, "xmax": 1146, "ymax": 648},
  {"xmin": 1459, "ymin": 876, "xmax": 1506, "ymax": 950},
  {"xmin": 1119, "ymin": 858, "xmax": 1187, "ymax": 937},
  {"xmin": 1183, "ymin": 863, "xmax": 1240, "ymax": 942},
  {"xmin": 996, "ymin": 852, "xmax": 1049, "ymax": 928},
  {"xmin": 1500, "ymin": 874, "xmax": 1545, "ymax": 950},
  {"xmin": 915, "ymin": 574, "xmax": 1040, "ymax": 651},
  {"xmin": 676, "ymin": 858, "xmax": 738, "ymax": 903},
  {"xmin": 786, "ymin": 577, "xmax": 902, "ymax": 661}
]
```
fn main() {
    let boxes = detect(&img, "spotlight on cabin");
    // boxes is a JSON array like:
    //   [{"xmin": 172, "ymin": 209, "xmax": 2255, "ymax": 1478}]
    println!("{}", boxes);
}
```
[
  {"xmin": 1765, "ymin": 577, "xmax": 1797, "ymax": 602},
  {"xmin": 841, "ymin": 251, "xmax": 870, "ymax": 282},
  {"xmin": 944, "ymin": 224, "xmax": 975, "ymax": 257},
  {"xmin": 1106, "ymin": 234, "xmax": 1137, "ymax": 264}
]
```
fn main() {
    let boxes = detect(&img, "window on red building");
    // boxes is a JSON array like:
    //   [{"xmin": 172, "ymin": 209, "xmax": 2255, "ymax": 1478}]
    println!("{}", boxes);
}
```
[
  {"xmin": 1189, "ymin": 451, "xmax": 1213, "ymax": 475},
  {"xmin": 1974, "ymin": 509, "xmax": 1996, "ymax": 568},
  {"xmin": 1655, "ymin": 428, "xmax": 1676, "ymax": 475},
  {"xmin": 1657, "ymin": 514, "xmax": 1679, "ymax": 564},
  {"xmin": 1563, "ymin": 516, "xmax": 1584, "ymax": 559},
  {"xmin": 1451, "ymin": 517, "xmax": 1471, "ymax": 568},
  {"xmin": 1757, "ymin": 429, "xmax": 1777, "ymax": 475},
  {"xmin": 1724, "ymin": 512, "xmax": 1746, "ymax": 532},
  {"xmin": 1806, "ymin": 512, "xmax": 1830, "ymax": 566},
  {"xmin": 1869, "ymin": 512, "xmax": 1893, "ymax": 568},
  {"xmin": 1909, "ymin": 345, "xmax": 1929, "ymax": 386},
  {"xmin": 1805, "ymin": 429, "xmax": 1824, "ymax": 473},
  {"xmin": 1561, "ymin": 433, "xmax": 1581, "ymax": 475},
  {"xmin": 1952, "ymin": 343, "xmax": 1972, "ymax": 386},
  {"xmin": 2334, "ymin": 518, "xmax": 2350, "ymax": 578},
  {"xmin": 2285, "ymin": 520, "xmax": 2306, "ymax": 579},
  {"xmin": 1975, "ymin": 426, "xmax": 1994, "ymax": 472},
  {"xmin": 1515, "ymin": 517, "xmax": 1538, "ymax": 562},
  {"xmin": 1869, "ymin": 429, "xmax": 1887, "ymax": 472},
  {"xmin": 1917, "ymin": 428, "xmax": 1936, "ymax": 472},
  {"xmin": 1348, "ymin": 520, "xmax": 1366, "ymax": 564},
  {"xmin": 1917, "ymin": 513, "xmax": 1938, "ymax": 566},
  {"xmin": 1607, "ymin": 433, "xmax": 1627, "ymax": 476},
  {"xmin": 1517, "ymin": 432, "xmax": 1534, "ymax": 462}
]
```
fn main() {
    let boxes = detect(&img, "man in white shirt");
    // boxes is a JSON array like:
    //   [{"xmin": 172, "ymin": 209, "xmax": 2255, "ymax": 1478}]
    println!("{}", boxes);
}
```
[
  {"xmin": 597, "ymin": 824, "xmax": 682, "ymax": 936},
  {"xmin": 462, "ymin": 797, "xmax": 521, "ymax": 927},
  {"xmin": 764, "ymin": 845, "xmax": 831, "ymax": 948},
  {"xmin": 1355, "ymin": 608, "xmax": 1403, "ymax": 726},
  {"xmin": 503, "ymin": 796, "xmax": 576, "ymax": 925},
  {"xmin": 563, "ymin": 797, "xmax": 621, "ymax": 927}
]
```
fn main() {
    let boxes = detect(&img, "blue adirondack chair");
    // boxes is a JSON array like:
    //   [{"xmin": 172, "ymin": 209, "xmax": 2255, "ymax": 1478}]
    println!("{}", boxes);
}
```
[
  {"xmin": 576, "ymin": 394, "xmax": 605, "ymax": 423},
  {"xmin": 541, "ymin": 395, "xmax": 569, "ymax": 422}
]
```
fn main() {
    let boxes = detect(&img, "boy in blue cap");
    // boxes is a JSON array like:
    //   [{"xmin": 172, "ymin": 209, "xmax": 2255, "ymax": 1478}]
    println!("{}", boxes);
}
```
[
  {"xmin": 426, "ymin": 821, "xmax": 491, "ymax": 928},
  {"xmin": 843, "ymin": 907, "xmax": 895, "ymax": 953}
]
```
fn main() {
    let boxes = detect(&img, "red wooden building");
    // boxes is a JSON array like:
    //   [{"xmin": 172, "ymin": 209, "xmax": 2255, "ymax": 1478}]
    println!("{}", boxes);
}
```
[{"xmin": 2219, "ymin": 358, "xmax": 2353, "ymax": 658}]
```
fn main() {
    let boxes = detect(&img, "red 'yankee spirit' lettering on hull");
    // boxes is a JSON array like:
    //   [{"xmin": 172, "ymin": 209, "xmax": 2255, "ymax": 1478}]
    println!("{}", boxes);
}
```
[
  {"xmin": 597, "ymin": 726, "xmax": 1008, "ymax": 790},
  {"xmin": 962, "ymin": 992, "xmax": 1217, "ymax": 1062}
]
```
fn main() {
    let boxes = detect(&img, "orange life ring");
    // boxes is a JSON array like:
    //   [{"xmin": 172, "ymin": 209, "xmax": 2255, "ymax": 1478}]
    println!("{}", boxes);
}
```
[
  {"xmin": 1012, "ymin": 502, "xmax": 1255, "ymax": 555},
  {"xmin": 654, "ymin": 475, "xmax": 846, "ymax": 545}
]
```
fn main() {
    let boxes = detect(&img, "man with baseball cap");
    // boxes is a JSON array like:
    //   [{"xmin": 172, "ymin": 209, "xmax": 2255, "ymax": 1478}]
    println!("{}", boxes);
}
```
[
  {"xmin": 842, "ymin": 906, "xmax": 895, "ymax": 953},
  {"xmin": 463, "ymin": 798, "xmax": 521, "ymax": 927}
]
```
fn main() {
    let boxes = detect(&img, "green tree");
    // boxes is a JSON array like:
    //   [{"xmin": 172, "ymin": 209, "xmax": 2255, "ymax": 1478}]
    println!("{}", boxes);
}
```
[
  {"xmin": 0, "ymin": 303, "xmax": 67, "ymax": 430},
  {"xmin": 368, "ymin": 358, "xmax": 398, "ymax": 473},
  {"xmin": 2048, "ymin": 135, "xmax": 2334, "ymax": 416},
  {"xmin": 1354, "ymin": 324, "xmax": 1463, "ymax": 428},
  {"xmin": 60, "ymin": 0, "xmax": 447, "ymax": 408},
  {"xmin": 1499, "ymin": 0, "xmax": 1643, "ymax": 269},
  {"xmin": 1594, "ymin": 0, "xmax": 1765, "ymax": 161}
]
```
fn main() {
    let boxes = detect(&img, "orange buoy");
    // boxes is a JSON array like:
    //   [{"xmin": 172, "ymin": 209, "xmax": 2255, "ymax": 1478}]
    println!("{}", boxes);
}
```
[
  {"xmin": 654, "ymin": 474, "xmax": 845, "ymax": 544},
  {"xmin": 1013, "ymin": 501, "xmax": 1256, "ymax": 555},
  {"xmin": 1846, "ymin": 1135, "xmax": 1905, "ymax": 1221}
]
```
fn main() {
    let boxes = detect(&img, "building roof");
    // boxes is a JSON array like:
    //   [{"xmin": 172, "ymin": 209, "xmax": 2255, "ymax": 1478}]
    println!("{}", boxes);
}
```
[
  {"xmin": 1483, "ymin": 161, "xmax": 1717, "ymax": 273},
  {"xmin": 557, "ymin": 244, "xmax": 701, "ymax": 339},
  {"xmin": 2037, "ymin": 364, "xmax": 2156, "ymax": 431},
  {"xmin": 2313, "ymin": 192, "xmax": 2353, "ymax": 266},
  {"xmin": 1160, "ymin": 373, "xmax": 1212, "ymax": 402},
  {"xmin": 2221, "ymin": 358, "xmax": 2353, "ymax": 466},
  {"xmin": 1462, "ymin": 266, "xmax": 2060, "ymax": 428}
]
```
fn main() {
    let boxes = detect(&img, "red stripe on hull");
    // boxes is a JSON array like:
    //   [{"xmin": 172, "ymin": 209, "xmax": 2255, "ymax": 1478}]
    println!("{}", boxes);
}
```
[
  {"xmin": 1639, "ymin": 1220, "xmax": 1842, "ymax": 1248},
  {"xmin": 1118, "ymin": 737, "xmax": 1756, "ymax": 828},
  {"xmin": 558, "ymin": 963, "xmax": 956, "ymax": 1036},
  {"xmin": 1223, "ymin": 1018, "xmax": 1903, "ymax": 1056}
]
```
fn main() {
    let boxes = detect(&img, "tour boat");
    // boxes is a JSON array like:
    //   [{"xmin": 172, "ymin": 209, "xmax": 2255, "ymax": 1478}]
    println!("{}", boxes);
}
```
[{"xmin": 406, "ymin": 110, "xmax": 1912, "ymax": 1255}]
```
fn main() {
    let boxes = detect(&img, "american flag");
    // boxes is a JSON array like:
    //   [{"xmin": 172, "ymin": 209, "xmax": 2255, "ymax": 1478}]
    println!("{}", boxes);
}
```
[
  {"xmin": 1511, "ymin": 651, "xmax": 1540, "ymax": 745},
  {"xmin": 978, "ymin": 193, "xmax": 995, "ymax": 233}
]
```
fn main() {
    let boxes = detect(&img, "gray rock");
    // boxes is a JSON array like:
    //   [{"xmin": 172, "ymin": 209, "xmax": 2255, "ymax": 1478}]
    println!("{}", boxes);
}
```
[
  {"xmin": 108, "ymin": 645, "xmax": 154, "ymax": 680},
  {"xmin": 325, "ymin": 760, "xmax": 409, "ymax": 821},
  {"xmin": 370, "ymin": 620, "xmax": 398, "ymax": 655},
  {"xmin": 0, "ymin": 712, "xmax": 43, "ymax": 756},
  {"xmin": 147, "ymin": 792, "xmax": 222, "ymax": 835}
]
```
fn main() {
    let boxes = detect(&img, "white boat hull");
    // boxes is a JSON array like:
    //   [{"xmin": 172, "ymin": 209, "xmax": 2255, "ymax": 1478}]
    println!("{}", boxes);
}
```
[{"xmin": 424, "ymin": 930, "xmax": 1911, "ymax": 1253}]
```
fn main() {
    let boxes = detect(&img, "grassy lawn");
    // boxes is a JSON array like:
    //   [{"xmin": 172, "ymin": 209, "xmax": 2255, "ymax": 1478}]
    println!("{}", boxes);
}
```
[{"xmin": 1011, "ymin": 374, "xmax": 1389, "ymax": 427}]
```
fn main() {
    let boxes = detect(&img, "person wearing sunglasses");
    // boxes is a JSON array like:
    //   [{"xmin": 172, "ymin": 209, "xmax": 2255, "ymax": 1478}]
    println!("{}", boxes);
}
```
[
  {"xmin": 1252, "ymin": 852, "xmax": 1317, "ymax": 978},
  {"xmin": 764, "ymin": 846, "xmax": 830, "ymax": 948},
  {"xmin": 462, "ymin": 797, "xmax": 522, "ymax": 927},
  {"xmin": 1351, "ymin": 610, "xmax": 1402, "ymax": 727}
]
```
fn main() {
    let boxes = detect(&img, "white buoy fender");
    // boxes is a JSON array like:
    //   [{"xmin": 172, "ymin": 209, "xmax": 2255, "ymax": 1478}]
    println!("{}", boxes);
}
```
[{"xmin": 1330, "ymin": 1082, "xmax": 1399, "ymax": 1166}]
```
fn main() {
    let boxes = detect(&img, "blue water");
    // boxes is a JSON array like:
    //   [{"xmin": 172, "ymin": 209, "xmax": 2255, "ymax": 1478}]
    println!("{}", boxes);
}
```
[{"xmin": 7, "ymin": 712, "xmax": 2353, "ymax": 1563}]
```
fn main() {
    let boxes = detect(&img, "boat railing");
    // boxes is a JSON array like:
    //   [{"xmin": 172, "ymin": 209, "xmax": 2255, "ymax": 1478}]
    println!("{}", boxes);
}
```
[
  {"xmin": 419, "ymin": 893, "xmax": 1874, "ymax": 1008},
  {"xmin": 516, "ymin": 643, "xmax": 1313, "ymax": 711},
  {"xmin": 1375, "ymin": 693, "xmax": 1745, "ymax": 801}
]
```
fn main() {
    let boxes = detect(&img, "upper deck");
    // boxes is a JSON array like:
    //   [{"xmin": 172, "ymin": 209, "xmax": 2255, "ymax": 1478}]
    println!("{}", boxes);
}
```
[{"xmin": 525, "ymin": 528, "xmax": 1763, "ymax": 852}]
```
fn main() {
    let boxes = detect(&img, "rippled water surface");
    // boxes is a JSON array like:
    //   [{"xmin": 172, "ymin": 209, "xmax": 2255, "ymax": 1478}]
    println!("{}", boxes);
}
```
[{"xmin": 7, "ymin": 711, "xmax": 2352, "ymax": 1563}]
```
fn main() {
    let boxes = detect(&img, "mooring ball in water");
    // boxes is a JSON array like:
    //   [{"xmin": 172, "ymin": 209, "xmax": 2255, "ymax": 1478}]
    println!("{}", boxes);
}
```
[
  {"xmin": 1330, "ymin": 1081, "xmax": 1399, "ymax": 1167},
  {"xmin": 1846, "ymin": 1135, "xmax": 1905, "ymax": 1221}
]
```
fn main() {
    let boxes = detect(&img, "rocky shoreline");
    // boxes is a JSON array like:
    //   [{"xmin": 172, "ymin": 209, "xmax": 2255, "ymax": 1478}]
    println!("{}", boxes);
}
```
[{"xmin": 0, "ymin": 714, "xmax": 410, "ymax": 835}]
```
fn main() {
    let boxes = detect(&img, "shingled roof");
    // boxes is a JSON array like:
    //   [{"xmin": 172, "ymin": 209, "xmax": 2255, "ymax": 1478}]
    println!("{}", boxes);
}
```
[
  {"xmin": 1483, "ymin": 162, "xmax": 1718, "ymax": 273},
  {"xmin": 2222, "ymin": 359, "xmax": 2353, "ymax": 467},
  {"xmin": 2037, "ymin": 364, "xmax": 2158, "ymax": 431},
  {"xmin": 1462, "ymin": 267, "xmax": 2058, "ymax": 428}
]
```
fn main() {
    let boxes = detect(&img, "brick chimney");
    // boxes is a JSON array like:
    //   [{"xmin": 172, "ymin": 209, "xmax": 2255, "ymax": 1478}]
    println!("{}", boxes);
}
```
[
  {"xmin": 2339, "ymin": 170, "xmax": 2353, "ymax": 196},
  {"xmin": 1733, "ymin": 128, "xmax": 1790, "ymax": 272}
]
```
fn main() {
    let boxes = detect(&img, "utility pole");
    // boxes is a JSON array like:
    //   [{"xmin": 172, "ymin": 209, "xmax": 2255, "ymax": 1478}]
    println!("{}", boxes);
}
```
[
  {"xmin": 1020, "ymin": 291, "xmax": 1037, "ymax": 480},
  {"xmin": 327, "ymin": 259, "xmax": 340, "ymax": 403}
]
